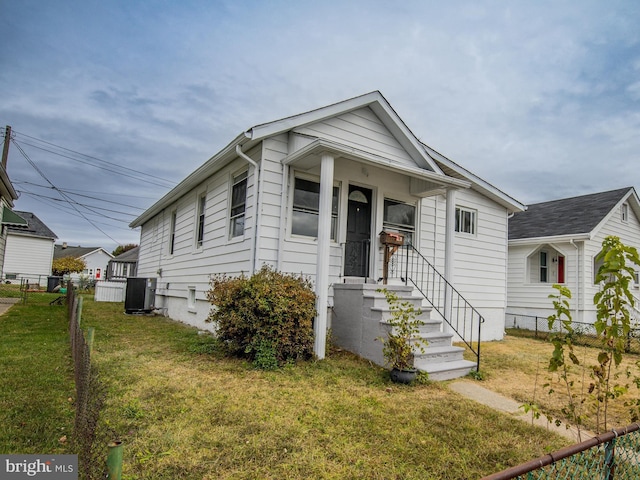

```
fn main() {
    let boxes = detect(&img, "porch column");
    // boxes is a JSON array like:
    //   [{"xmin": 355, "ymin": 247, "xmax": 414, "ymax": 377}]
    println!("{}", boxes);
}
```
[
  {"xmin": 444, "ymin": 188, "xmax": 456, "ymax": 333},
  {"xmin": 314, "ymin": 152, "xmax": 334, "ymax": 359}
]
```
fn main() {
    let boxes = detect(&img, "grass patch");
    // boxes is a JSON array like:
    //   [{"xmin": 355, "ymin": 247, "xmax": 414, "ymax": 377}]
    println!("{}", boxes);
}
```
[
  {"xmin": 465, "ymin": 335, "xmax": 640, "ymax": 432},
  {"xmin": 2, "ymin": 295, "xmax": 570, "ymax": 479},
  {"xmin": 0, "ymin": 292, "xmax": 75, "ymax": 453}
]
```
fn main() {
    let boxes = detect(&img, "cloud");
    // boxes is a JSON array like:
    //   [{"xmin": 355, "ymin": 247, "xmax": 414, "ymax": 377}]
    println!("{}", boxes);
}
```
[{"xmin": 1, "ymin": 0, "xmax": 639, "ymax": 249}]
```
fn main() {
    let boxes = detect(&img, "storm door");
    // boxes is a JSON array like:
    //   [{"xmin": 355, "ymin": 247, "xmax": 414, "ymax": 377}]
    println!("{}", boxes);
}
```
[{"xmin": 344, "ymin": 185, "xmax": 372, "ymax": 277}]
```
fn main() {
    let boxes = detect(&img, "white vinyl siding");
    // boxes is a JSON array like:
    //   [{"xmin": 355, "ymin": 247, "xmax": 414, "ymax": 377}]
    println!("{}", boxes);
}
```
[
  {"xmin": 294, "ymin": 107, "xmax": 418, "ymax": 168},
  {"xmin": 3, "ymin": 234, "xmax": 55, "ymax": 285}
]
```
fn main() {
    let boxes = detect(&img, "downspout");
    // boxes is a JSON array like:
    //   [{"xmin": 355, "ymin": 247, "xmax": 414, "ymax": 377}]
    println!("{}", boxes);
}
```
[
  {"xmin": 236, "ymin": 144, "xmax": 261, "ymax": 275},
  {"xmin": 276, "ymin": 164, "xmax": 289, "ymax": 271},
  {"xmin": 570, "ymin": 239, "xmax": 579, "ymax": 322}
]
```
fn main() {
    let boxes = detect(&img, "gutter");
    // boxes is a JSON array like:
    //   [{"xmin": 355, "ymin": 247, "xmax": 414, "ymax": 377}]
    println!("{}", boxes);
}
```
[
  {"xmin": 235, "ymin": 144, "xmax": 261, "ymax": 275},
  {"xmin": 508, "ymin": 233, "xmax": 591, "ymax": 246}
]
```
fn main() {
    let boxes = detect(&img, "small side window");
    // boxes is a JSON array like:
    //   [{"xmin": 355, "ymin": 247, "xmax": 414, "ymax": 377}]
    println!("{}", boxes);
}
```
[{"xmin": 455, "ymin": 206, "xmax": 477, "ymax": 235}]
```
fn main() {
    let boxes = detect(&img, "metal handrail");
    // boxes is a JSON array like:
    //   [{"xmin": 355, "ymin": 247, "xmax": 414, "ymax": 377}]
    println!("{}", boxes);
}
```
[{"xmin": 399, "ymin": 243, "xmax": 484, "ymax": 371}]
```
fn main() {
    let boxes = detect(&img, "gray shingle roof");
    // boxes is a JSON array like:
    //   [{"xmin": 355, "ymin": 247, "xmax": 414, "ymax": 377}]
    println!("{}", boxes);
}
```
[
  {"xmin": 7, "ymin": 211, "xmax": 58, "ymax": 239},
  {"xmin": 509, "ymin": 187, "xmax": 634, "ymax": 240},
  {"xmin": 112, "ymin": 246, "xmax": 138, "ymax": 262},
  {"xmin": 53, "ymin": 245, "xmax": 107, "ymax": 260}
]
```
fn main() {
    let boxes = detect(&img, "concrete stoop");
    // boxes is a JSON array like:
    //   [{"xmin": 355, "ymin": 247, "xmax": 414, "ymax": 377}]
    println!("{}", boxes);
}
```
[{"xmin": 367, "ymin": 285, "xmax": 476, "ymax": 381}]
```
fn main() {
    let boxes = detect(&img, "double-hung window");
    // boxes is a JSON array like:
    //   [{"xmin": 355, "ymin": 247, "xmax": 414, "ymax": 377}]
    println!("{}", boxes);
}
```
[
  {"xmin": 539, "ymin": 251, "xmax": 548, "ymax": 283},
  {"xmin": 196, "ymin": 194, "xmax": 206, "ymax": 247},
  {"xmin": 622, "ymin": 203, "xmax": 629, "ymax": 222},
  {"xmin": 455, "ymin": 206, "xmax": 477, "ymax": 235},
  {"xmin": 230, "ymin": 171, "xmax": 248, "ymax": 238},
  {"xmin": 291, "ymin": 177, "xmax": 338, "ymax": 240},
  {"xmin": 383, "ymin": 198, "xmax": 416, "ymax": 245},
  {"xmin": 169, "ymin": 210, "xmax": 177, "ymax": 254}
]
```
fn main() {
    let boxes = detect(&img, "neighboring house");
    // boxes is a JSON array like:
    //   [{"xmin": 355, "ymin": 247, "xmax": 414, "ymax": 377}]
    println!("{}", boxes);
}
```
[
  {"xmin": 106, "ymin": 246, "xmax": 139, "ymax": 281},
  {"xmin": 3, "ymin": 211, "xmax": 57, "ymax": 285},
  {"xmin": 507, "ymin": 187, "xmax": 640, "ymax": 327},
  {"xmin": 0, "ymin": 145, "xmax": 21, "ymax": 276},
  {"xmin": 130, "ymin": 91, "xmax": 524, "ymax": 377},
  {"xmin": 53, "ymin": 243, "xmax": 114, "ymax": 282}
]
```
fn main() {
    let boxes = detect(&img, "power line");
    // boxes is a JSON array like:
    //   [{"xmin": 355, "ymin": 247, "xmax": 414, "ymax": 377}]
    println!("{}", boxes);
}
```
[
  {"xmin": 11, "ymin": 139, "xmax": 122, "ymax": 244},
  {"xmin": 12, "ymin": 130, "xmax": 177, "ymax": 188},
  {"xmin": 14, "ymin": 180, "xmax": 146, "ymax": 210},
  {"xmin": 15, "ymin": 139, "xmax": 175, "ymax": 189}
]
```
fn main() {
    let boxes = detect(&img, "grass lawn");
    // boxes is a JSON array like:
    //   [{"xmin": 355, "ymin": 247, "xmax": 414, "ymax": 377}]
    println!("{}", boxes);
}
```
[
  {"xmin": 2, "ymin": 294, "xmax": 570, "ymax": 479},
  {"xmin": 464, "ymin": 334, "xmax": 640, "ymax": 434}
]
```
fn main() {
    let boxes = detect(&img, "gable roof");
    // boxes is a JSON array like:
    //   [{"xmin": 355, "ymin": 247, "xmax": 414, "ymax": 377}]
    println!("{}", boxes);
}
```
[
  {"xmin": 509, "ymin": 187, "xmax": 638, "ymax": 241},
  {"xmin": 53, "ymin": 244, "xmax": 113, "ymax": 260},
  {"xmin": 131, "ymin": 91, "xmax": 483, "ymax": 228},
  {"xmin": 7, "ymin": 211, "xmax": 57, "ymax": 239},
  {"xmin": 110, "ymin": 245, "xmax": 139, "ymax": 262}
]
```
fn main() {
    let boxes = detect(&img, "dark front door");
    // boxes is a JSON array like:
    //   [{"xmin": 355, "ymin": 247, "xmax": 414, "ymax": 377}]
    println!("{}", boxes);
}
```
[{"xmin": 344, "ymin": 185, "xmax": 372, "ymax": 277}]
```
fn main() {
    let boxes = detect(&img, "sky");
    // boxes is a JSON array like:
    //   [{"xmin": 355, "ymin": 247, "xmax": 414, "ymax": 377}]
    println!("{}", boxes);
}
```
[{"xmin": 1, "ymin": 1, "xmax": 639, "ymax": 253}]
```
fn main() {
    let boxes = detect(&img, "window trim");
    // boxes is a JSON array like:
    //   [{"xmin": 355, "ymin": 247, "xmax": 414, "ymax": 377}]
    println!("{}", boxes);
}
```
[
  {"xmin": 187, "ymin": 286, "xmax": 196, "ymax": 311},
  {"xmin": 290, "ymin": 173, "xmax": 340, "ymax": 241},
  {"xmin": 229, "ymin": 169, "xmax": 248, "ymax": 240},
  {"xmin": 455, "ymin": 206, "xmax": 477, "ymax": 236}
]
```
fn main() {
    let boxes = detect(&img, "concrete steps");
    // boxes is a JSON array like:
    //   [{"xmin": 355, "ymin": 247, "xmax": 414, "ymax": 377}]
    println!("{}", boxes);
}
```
[{"xmin": 331, "ymin": 283, "xmax": 476, "ymax": 381}]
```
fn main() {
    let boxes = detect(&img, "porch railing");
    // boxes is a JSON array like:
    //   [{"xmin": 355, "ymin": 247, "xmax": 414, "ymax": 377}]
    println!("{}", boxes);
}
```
[{"xmin": 394, "ymin": 243, "xmax": 484, "ymax": 371}]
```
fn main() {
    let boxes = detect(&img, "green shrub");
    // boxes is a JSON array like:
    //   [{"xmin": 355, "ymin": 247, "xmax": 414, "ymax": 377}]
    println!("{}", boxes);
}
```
[{"xmin": 206, "ymin": 266, "xmax": 316, "ymax": 366}]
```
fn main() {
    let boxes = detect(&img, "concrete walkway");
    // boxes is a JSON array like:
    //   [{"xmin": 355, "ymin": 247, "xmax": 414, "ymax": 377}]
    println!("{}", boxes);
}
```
[
  {"xmin": 448, "ymin": 380, "xmax": 594, "ymax": 442},
  {"xmin": 0, "ymin": 298, "xmax": 21, "ymax": 316}
]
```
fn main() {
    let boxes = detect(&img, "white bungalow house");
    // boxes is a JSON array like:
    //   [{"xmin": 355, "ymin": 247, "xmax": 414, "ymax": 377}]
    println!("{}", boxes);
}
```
[
  {"xmin": 53, "ymin": 244, "xmax": 113, "ymax": 282},
  {"xmin": 507, "ymin": 187, "xmax": 640, "ymax": 329},
  {"xmin": 130, "ymin": 91, "xmax": 525, "ymax": 379},
  {"xmin": 3, "ymin": 211, "xmax": 57, "ymax": 286}
]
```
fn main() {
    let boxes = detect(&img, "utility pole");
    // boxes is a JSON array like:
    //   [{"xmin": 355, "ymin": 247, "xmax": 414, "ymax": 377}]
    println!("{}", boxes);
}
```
[{"xmin": 1, "ymin": 125, "xmax": 11, "ymax": 169}]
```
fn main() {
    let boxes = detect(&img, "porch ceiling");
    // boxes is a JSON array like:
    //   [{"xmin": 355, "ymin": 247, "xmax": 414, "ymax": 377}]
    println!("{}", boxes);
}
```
[{"xmin": 282, "ymin": 138, "xmax": 470, "ymax": 197}]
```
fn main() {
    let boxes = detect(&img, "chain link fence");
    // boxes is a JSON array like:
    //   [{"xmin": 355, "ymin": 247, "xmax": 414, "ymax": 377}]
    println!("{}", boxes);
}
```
[
  {"xmin": 505, "ymin": 313, "xmax": 640, "ymax": 354},
  {"xmin": 483, "ymin": 422, "xmax": 640, "ymax": 479},
  {"xmin": 68, "ymin": 285, "xmax": 107, "ymax": 479}
]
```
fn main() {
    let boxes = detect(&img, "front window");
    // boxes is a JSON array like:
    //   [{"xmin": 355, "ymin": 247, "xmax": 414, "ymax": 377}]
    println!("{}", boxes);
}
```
[
  {"xmin": 230, "ymin": 171, "xmax": 248, "ymax": 238},
  {"xmin": 455, "ymin": 206, "xmax": 476, "ymax": 235},
  {"xmin": 383, "ymin": 198, "xmax": 416, "ymax": 245},
  {"xmin": 622, "ymin": 203, "xmax": 629, "ymax": 222},
  {"xmin": 291, "ymin": 177, "xmax": 338, "ymax": 240}
]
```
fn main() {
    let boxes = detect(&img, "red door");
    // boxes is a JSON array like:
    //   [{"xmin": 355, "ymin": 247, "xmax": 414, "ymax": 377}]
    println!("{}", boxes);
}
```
[{"xmin": 557, "ymin": 256, "xmax": 565, "ymax": 283}]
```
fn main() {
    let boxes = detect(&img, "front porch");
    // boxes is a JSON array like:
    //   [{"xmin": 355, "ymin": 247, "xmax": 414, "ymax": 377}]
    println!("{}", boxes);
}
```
[{"xmin": 281, "ymin": 138, "xmax": 471, "ymax": 361}]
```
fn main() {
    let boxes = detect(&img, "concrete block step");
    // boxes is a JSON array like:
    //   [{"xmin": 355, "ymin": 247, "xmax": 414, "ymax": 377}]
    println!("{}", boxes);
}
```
[
  {"xmin": 412, "ymin": 331, "xmax": 453, "ymax": 348},
  {"xmin": 364, "ymin": 293, "xmax": 427, "ymax": 310},
  {"xmin": 418, "ymin": 359, "xmax": 477, "ymax": 381},
  {"xmin": 413, "ymin": 345, "xmax": 466, "ymax": 365}
]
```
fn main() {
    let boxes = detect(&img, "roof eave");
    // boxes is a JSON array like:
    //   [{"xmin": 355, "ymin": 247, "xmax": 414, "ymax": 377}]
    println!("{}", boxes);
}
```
[
  {"xmin": 282, "ymin": 138, "xmax": 470, "ymax": 191},
  {"xmin": 509, "ymin": 233, "xmax": 591, "ymax": 246}
]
